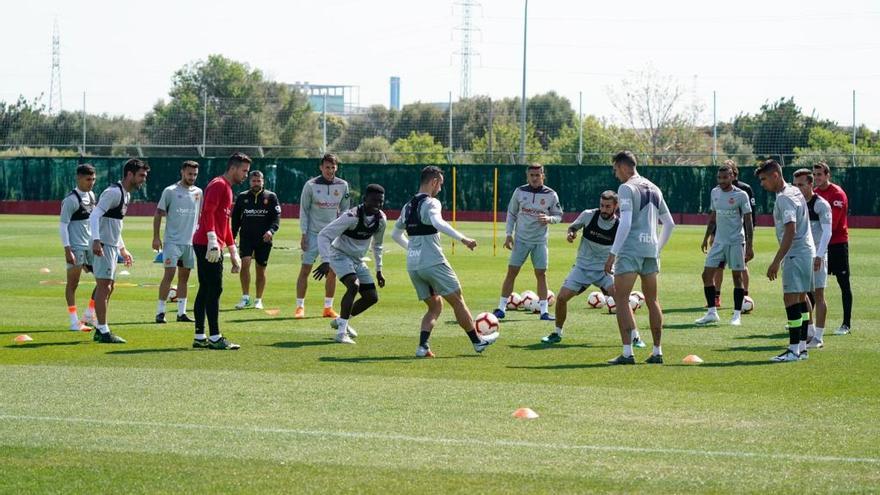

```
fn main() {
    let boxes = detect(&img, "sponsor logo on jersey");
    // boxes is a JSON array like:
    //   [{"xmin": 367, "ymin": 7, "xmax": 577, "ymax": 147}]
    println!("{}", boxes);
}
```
[
  {"xmin": 833, "ymin": 200, "xmax": 844, "ymax": 208},
  {"xmin": 243, "ymin": 208, "xmax": 270, "ymax": 216},
  {"xmin": 315, "ymin": 201, "xmax": 339, "ymax": 208}
]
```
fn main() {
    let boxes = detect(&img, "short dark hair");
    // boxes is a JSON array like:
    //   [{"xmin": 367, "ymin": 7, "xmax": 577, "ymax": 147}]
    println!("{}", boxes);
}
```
[
  {"xmin": 123, "ymin": 158, "xmax": 150, "ymax": 177},
  {"xmin": 227, "ymin": 152, "xmax": 252, "ymax": 169},
  {"xmin": 365, "ymin": 184, "xmax": 385, "ymax": 196},
  {"xmin": 76, "ymin": 163, "xmax": 96, "ymax": 176},
  {"xmin": 420, "ymin": 166, "xmax": 444, "ymax": 185},
  {"xmin": 320, "ymin": 153, "xmax": 338, "ymax": 167},
  {"xmin": 755, "ymin": 159, "xmax": 782, "ymax": 177},
  {"xmin": 181, "ymin": 160, "xmax": 199, "ymax": 170},
  {"xmin": 718, "ymin": 164, "xmax": 734, "ymax": 175},
  {"xmin": 793, "ymin": 168, "xmax": 814, "ymax": 183},
  {"xmin": 527, "ymin": 163, "xmax": 544, "ymax": 171},
  {"xmin": 723, "ymin": 159, "xmax": 739, "ymax": 177},
  {"xmin": 612, "ymin": 151, "xmax": 637, "ymax": 168},
  {"xmin": 249, "ymin": 170, "xmax": 264, "ymax": 179},
  {"xmin": 813, "ymin": 161, "xmax": 830, "ymax": 175},
  {"xmin": 600, "ymin": 190, "xmax": 618, "ymax": 203}
]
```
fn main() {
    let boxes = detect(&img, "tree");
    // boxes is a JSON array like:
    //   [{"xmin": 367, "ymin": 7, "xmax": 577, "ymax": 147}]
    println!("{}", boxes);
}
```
[
  {"xmin": 332, "ymin": 105, "xmax": 397, "ymax": 152},
  {"xmin": 526, "ymin": 91, "xmax": 576, "ymax": 146},
  {"xmin": 392, "ymin": 103, "xmax": 447, "ymax": 146},
  {"xmin": 546, "ymin": 116, "xmax": 629, "ymax": 164},
  {"xmin": 470, "ymin": 122, "xmax": 543, "ymax": 164},
  {"xmin": 607, "ymin": 68, "xmax": 705, "ymax": 164},
  {"xmin": 353, "ymin": 136, "xmax": 392, "ymax": 163},
  {"xmin": 390, "ymin": 131, "xmax": 446, "ymax": 164}
]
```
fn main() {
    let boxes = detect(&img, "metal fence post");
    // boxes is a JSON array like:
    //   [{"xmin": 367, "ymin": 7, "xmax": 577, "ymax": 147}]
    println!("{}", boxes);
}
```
[
  {"xmin": 712, "ymin": 90, "xmax": 717, "ymax": 166},
  {"xmin": 852, "ymin": 90, "xmax": 857, "ymax": 167},
  {"xmin": 322, "ymin": 93, "xmax": 328, "ymax": 154},
  {"xmin": 201, "ymin": 88, "xmax": 207, "ymax": 158},
  {"xmin": 81, "ymin": 92, "xmax": 86, "ymax": 155},
  {"xmin": 448, "ymin": 91, "xmax": 453, "ymax": 156},
  {"xmin": 578, "ymin": 91, "xmax": 583, "ymax": 165}
]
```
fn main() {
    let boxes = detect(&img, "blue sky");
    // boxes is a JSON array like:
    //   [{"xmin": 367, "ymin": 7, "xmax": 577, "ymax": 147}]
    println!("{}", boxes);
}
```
[{"xmin": 2, "ymin": 0, "xmax": 878, "ymax": 128}]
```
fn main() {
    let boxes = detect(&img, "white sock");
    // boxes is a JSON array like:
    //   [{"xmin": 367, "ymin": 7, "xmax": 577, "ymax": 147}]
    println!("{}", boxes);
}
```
[
  {"xmin": 707, "ymin": 306, "xmax": 718, "ymax": 315},
  {"xmin": 68, "ymin": 309, "xmax": 80, "ymax": 325},
  {"xmin": 631, "ymin": 329, "xmax": 640, "ymax": 341},
  {"xmin": 653, "ymin": 345, "xmax": 662, "ymax": 356},
  {"xmin": 789, "ymin": 343, "xmax": 800, "ymax": 354},
  {"xmin": 539, "ymin": 300, "xmax": 549, "ymax": 314},
  {"xmin": 623, "ymin": 344, "xmax": 633, "ymax": 357},
  {"xmin": 324, "ymin": 297, "xmax": 334, "ymax": 308},
  {"xmin": 554, "ymin": 326, "xmax": 564, "ymax": 336},
  {"xmin": 209, "ymin": 334, "xmax": 223, "ymax": 342},
  {"xmin": 177, "ymin": 298, "xmax": 187, "ymax": 315},
  {"xmin": 254, "ymin": 298, "xmax": 262, "ymax": 306},
  {"xmin": 84, "ymin": 307, "xmax": 94, "ymax": 318},
  {"xmin": 157, "ymin": 299, "xmax": 166, "ymax": 313},
  {"xmin": 798, "ymin": 340, "xmax": 807, "ymax": 353},
  {"xmin": 97, "ymin": 324, "xmax": 109, "ymax": 335},
  {"xmin": 241, "ymin": 294, "xmax": 250, "ymax": 302},
  {"xmin": 296, "ymin": 298, "xmax": 305, "ymax": 308},
  {"xmin": 732, "ymin": 310, "xmax": 741, "ymax": 318},
  {"xmin": 807, "ymin": 324, "xmax": 815, "ymax": 340},
  {"xmin": 336, "ymin": 318, "xmax": 349, "ymax": 336},
  {"xmin": 499, "ymin": 296, "xmax": 508, "ymax": 311},
  {"xmin": 194, "ymin": 333, "xmax": 206, "ymax": 340},
  {"xmin": 814, "ymin": 326, "xmax": 825, "ymax": 340}
]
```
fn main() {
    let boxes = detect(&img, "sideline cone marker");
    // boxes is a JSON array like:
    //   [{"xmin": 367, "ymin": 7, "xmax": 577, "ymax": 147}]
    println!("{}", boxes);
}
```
[
  {"xmin": 682, "ymin": 354, "xmax": 704, "ymax": 364},
  {"xmin": 39, "ymin": 267, "xmax": 51, "ymax": 274},
  {"xmin": 265, "ymin": 309, "xmax": 281, "ymax": 316},
  {"xmin": 119, "ymin": 270, "xmax": 131, "ymax": 276},
  {"xmin": 14, "ymin": 335, "xmax": 33, "ymax": 343},
  {"xmin": 512, "ymin": 407, "xmax": 539, "ymax": 419}
]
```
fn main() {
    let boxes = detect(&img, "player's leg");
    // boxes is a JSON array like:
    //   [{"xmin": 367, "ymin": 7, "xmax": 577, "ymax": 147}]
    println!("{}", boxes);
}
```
[
  {"xmin": 611, "ymin": 271, "xmax": 638, "ymax": 356},
  {"xmin": 253, "ymin": 242, "xmax": 271, "ymax": 308},
  {"xmin": 91, "ymin": 245, "xmax": 125, "ymax": 342},
  {"xmin": 323, "ymin": 268, "xmax": 338, "ymax": 318},
  {"xmin": 640, "ymin": 272, "xmax": 663, "ymax": 360},
  {"xmin": 542, "ymin": 286, "xmax": 577, "ymax": 344},
  {"xmin": 155, "ymin": 266, "xmax": 177, "ymax": 323},
  {"xmin": 295, "ymin": 263, "xmax": 311, "ymax": 318},
  {"xmin": 65, "ymin": 264, "xmax": 87, "ymax": 330},
  {"xmin": 236, "ymin": 256, "xmax": 253, "ymax": 309},
  {"xmin": 495, "ymin": 265, "xmax": 522, "ymax": 318},
  {"xmin": 696, "ymin": 266, "xmax": 721, "ymax": 324},
  {"xmin": 255, "ymin": 264, "xmax": 266, "ymax": 299},
  {"xmin": 175, "ymin": 267, "xmax": 193, "ymax": 321},
  {"xmin": 349, "ymin": 263, "xmax": 379, "ymax": 320},
  {"xmin": 713, "ymin": 265, "xmax": 724, "ymax": 308},
  {"xmin": 417, "ymin": 294, "xmax": 443, "ymax": 357},
  {"xmin": 532, "ymin": 244, "xmax": 552, "ymax": 319},
  {"xmin": 810, "ymin": 287, "xmax": 827, "ymax": 347},
  {"xmin": 333, "ymin": 273, "xmax": 360, "ymax": 344},
  {"xmin": 730, "ymin": 269, "xmax": 745, "ymax": 325}
]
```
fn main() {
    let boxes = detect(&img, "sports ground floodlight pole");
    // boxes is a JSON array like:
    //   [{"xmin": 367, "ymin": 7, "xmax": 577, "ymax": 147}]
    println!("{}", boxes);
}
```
[
  {"xmin": 852, "ymin": 90, "xmax": 857, "ymax": 167},
  {"xmin": 578, "ymin": 91, "xmax": 583, "ymax": 165},
  {"xmin": 81, "ymin": 92, "xmax": 86, "ymax": 154},
  {"xmin": 519, "ymin": 0, "xmax": 528, "ymax": 164},
  {"xmin": 713, "ymin": 91, "xmax": 717, "ymax": 166}
]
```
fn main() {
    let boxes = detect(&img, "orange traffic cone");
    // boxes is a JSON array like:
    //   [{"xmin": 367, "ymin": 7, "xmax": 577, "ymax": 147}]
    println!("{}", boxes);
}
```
[
  {"xmin": 14, "ymin": 335, "xmax": 33, "ymax": 344},
  {"xmin": 512, "ymin": 407, "xmax": 539, "ymax": 419},
  {"xmin": 682, "ymin": 354, "xmax": 704, "ymax": 364}
]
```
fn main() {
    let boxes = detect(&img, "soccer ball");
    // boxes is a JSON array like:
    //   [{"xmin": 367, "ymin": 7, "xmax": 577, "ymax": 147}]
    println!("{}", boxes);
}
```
[
  {"xmin": 474, "ymin": 312, "xmax": 500, "ymax": 335},
  {"xmin": 546, "ymin": 290, "xmax": 556, "ymax": 307},
  {"xmin": 630, "ymin": 291, "xmax": 645, "ymax": 308},
  {"xmin": 586, "ymin": 291, "xmax": 606, "ymax": 309},
  {"xmin": 506, "ymin": 292, "xmax": 523, "ymax": 310},
  {"xmin": 742, "ymin": 296, "xmax": 755, "ymax": 313},
  {"xmin": 628, "ymin": 294, "xmax": 641, "ymax": 311},
  {"xmin": 520, "ymin": 290, "xmax": 538, "ymax": 312},
  {"xmin": 167, "ymin": 286, "xmax": 178, "ymax": 302},
  {"xmin": 606, "ymin": 295, "xmax": 617, "ymax": 314}
]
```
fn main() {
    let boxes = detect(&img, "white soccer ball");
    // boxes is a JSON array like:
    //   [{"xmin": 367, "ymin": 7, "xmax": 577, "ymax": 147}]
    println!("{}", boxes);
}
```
[
  {"xmin": 586, "ymin": 291, "xmax": 606, "ymax": 309},
  {"xmin": 474, "ymin": 312, "xmax": 500, "ymax": 335},
  {"xmin": 606, "ymin": 295, "xmax": 617, "ymax": 314},
  {"xmin": 742, "ymin": 296, "xmax": 755, "ymax": 313},
  {"xmin": 628, "ymin": 294, "xmax": 641, "ymax": 312},
  {"xmin": 546, "ymin": 290, "xmax": 556, "ymax": 307},
  {"xmin": 520, "ymin": 290, "xmax": 538, "ymax": 312},
  {"xmin": 167, "ymin": 286, "xmax": 178, "ymax": 302},
  {"xmin": 630, "ymin": 291, "xmax": 645, "ymax": 308},
  {"xmin": 506, "ymin": 292, "xmax": 523, "ymax": 311}
]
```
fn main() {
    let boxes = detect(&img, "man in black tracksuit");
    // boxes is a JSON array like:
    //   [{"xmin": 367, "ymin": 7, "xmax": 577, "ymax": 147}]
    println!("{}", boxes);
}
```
[{"xmin": 232, "ymin": 170, "xmax": 280, "ymax": 310}]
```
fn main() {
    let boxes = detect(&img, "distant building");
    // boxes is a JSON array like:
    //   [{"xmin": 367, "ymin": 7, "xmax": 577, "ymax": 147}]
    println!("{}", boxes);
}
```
[
  {"xmin": 390, "ymin": 77, "xmax": 400, "ymax": 111},
  {"xmin": 290, "ymin": 82, "xmax": 359, "ymax": 114}
]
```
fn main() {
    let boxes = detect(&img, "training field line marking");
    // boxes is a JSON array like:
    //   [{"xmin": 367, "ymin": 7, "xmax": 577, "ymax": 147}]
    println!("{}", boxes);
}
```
[{"xmin": 0, "ymin": 414, "xmax": 877, "ymax": 465}]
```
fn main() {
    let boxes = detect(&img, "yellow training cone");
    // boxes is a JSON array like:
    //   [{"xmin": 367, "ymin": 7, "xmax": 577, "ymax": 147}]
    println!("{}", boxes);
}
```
[
  {"xmin": 264, "ymin": 309, "xmax": 281, "ymax": 316},
  {"xmin": 682, "ymin": 354, "xmax": 704, "ymax": 364},
  {"xmin": 39, "ymin": 267, "xmax": 51, "ymax": 274},
  {"xmin": 512, "ymin": 407, "xmax": 539, "ymax": 419},
  {"xmin": 14, "ymin": 335, "xmax": 33, "ymax": 344}
]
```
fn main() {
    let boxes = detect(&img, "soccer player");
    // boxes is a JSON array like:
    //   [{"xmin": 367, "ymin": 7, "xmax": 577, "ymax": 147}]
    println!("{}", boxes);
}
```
[
  {"xmin": 812, "ymin": 161, "xmax": 852, "ymax": 335},
  {"xmin": 540, "ymin": 190, "xmax": 620, "ymax": 344},
  {"xmin": 493, "ymin": 164, "xmax": 562, "ymax": 321},
  {"xmin": 756, "ymin": 159, "xmax": 816, "ymax": 362},
  {"xmin": 711, "ymin": 160, "xmax": 756, "ymax": 306},
  {"xmin": 232, "ymin": 170, "xmax": 280, "ymax": 310},
  {"xmin": 296, "ymin": 153, "xmax": 350, "ymax": 319},
  {"xmin": 793, "ymin": 169, "xmax": 832, "ymax": 349},
  {"xmin": 152, "ymin": 160, "xmax": 202, "ymax": 324},
  {"xmin": 391, "ymin": 166, "xmax": 498, "ymax": 358},
  {"xmin": 314, "ymin": 184, "xmax": 387, "ymax": 344},
  {"xmin": 604, "ymin": 151, "xmax": 675, "ymax": 365},
  {"xmin": 60, "ymin": 163, "xmax": 98, "ymax": 331},
  {"xmin": 695, "ymin": 164, "xmax": 754, "ymax": 326},
  {"xmin": 191, "ymin": 152, "xmax": 251, "ymax": 350},
  {"xmin": 88, "ymin": 158, "xmax": 150, "ymax": 343}
]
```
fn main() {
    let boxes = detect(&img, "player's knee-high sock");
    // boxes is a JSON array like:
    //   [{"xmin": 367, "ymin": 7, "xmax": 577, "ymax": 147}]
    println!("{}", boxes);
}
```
[
  {"xmin": 837, "ymin": 272, "xmax": 853, "ymax": 327},
  {"xmin": 799, "ymin": 302, "xmax": 810, "ymax": 352},
  {"xmin": 419, "ymin": 331, "xmax": 431, "ymax": 347},
  {"xmin": 785, "ymin": 304, "xmax": 802, "ymax": 354},
  {"xmin": 704, "ymin": 286, "xmax": 716, "ymax": 309},
  {"xmin": 733, "ymin": 288, "xmax": 745, "ymax": 311}
]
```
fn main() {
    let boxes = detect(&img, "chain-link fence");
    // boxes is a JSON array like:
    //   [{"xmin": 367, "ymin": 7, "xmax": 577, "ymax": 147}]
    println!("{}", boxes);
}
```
[{"xmin": 2, "ymin": 89, "xmax": 879, "ymax": 166}]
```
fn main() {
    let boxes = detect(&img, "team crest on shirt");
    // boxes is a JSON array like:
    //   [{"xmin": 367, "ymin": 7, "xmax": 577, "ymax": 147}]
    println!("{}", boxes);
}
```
[
  {"xmin": 263, "ymin": 199, "xmax": 268, "ymax": 205},
  {"xmin": 333, "ymin": 190, "xmax": 340, "ymax": 196},
  {"xmin": 540, "ymin": 198, "xmax": 545, "ymax": 205},
  {"xmin": 728, "ymin": 197, "xmax": 736, "ymax": 205}
]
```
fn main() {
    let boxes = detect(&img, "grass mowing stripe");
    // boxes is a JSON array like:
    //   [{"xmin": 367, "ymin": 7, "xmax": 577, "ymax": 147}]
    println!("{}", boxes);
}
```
[{"xmin": 2, "ymin": 413, "xmax": 877, "ymax": 465}]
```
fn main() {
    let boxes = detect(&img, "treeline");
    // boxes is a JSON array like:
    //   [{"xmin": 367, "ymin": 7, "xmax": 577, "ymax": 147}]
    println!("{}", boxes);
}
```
[{"xmin": 2, "ymin": 55, "xmax": 879, "ymax": 166}]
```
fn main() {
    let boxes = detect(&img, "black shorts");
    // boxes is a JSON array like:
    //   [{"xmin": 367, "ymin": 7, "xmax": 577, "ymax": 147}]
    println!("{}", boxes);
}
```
[
  {"xmin": 239, "ymin": 238, "xmax": 272, "ymax": 266},
  {"xmin": 827, "ymin": 242, "xmax": 849, "ymax": 275}
]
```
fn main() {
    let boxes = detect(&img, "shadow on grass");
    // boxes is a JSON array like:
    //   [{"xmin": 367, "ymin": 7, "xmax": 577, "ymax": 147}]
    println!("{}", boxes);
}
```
[
  {"xmin": 105, "ymin": 348, "xmax": 190, "ymax": 355},
  {"xmin": 0, "ymin": 329, "xmax": 65, "ymax": 335},
  {"xmin": 508, "ymin": 342, "xmax": 614, "ymax": 351},
  {"xmin": 228, "ymin": 317, "xmax": 297, "ymax": 324},
  {"xmin": 664, "ymin": 323, "xmax": 710, "ymax": 330},
  {"xmin": 715, "ymin": 345, "xmax": 781, "ymax": 353},
  {"xmin": 269, "ymin": 340, "xmax": 336, "ymax": 349},
  {"xmin": 666, "ymin": 360, "xmax": 777, "ymax": 368},
  {"xmin": 5, "ymin": 341, "xmax": 85, "ymax": 349},
  {"xmin": 662, "ymin": 307, "xmax": 707, "ymax": 314},
  {"xmin": 507, "ymin": 362, "xmax": 615, "ymax": 370},
  {"xmin": 735, "ymin": 333, "xmax": 789, "ymax": 340},
  {"xmin": 320, "ymin": 354, "xmax": 481, "ymax": 363}
]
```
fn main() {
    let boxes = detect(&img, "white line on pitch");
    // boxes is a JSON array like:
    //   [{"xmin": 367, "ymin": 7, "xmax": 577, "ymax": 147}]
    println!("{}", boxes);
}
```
[{"xmin": 0, "ymin": 413, "xmax": 877, "ymax": 465}]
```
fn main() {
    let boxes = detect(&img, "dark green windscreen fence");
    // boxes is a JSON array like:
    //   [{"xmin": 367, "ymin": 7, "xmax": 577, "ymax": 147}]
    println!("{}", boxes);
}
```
[{"xmin": 1, "ymin": 157, "xmax": 877, "ymax": 216}]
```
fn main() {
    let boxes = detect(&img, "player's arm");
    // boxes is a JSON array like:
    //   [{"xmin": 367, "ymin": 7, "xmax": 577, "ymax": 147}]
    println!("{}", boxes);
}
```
[
  {"xmin": 153, "ymin": 189, "xmax": 170, "ymax": 251},
  {"xmin": 299, "ymin": 183, "xmax": 312, "ymax": 250},
  {"xmin": 231, "ymin": 193, "xmax": 245, "ymax": 241},
  {"xmin": 59, "ymin": 197, "xmax": 76, "ymax": 264},
  {"xmin": 545, "ymin": 192, "xmax": 563, "ymax": 225},
  {"xmin": 89, "ymin": 187, "xmax": 120, "ymax": 257},
  {"xmin": 702, "ymin": 211, "xmax": 716, "ymax": 253},
  {"xmin": 340, "ymin": 184, "xmax": 352, "ymax": 212},
  {"xmin": 741, "ymin": 192, "xmax": 754, "ymax": 261},
  {"xmin": 373, "ymin": 219, "xmax": 386, "ymax": 288},
  {"xmin": 768, "ymin": 222, "xmax": 795, "ymax": 281},
  {"xmin": 605, "ymin": 184, "xmax": 632, "ymax": 274},
  {"xmin": 815, "ymin": 204, "xmax": 833, "ymax": 270},
  {"xmin": 266, "ymin": 193, "xmax": 281, "ymax": 242},
  {"xmin": 427, "ymin": 199, "xmax": 475, "ymax": 250},
  {"xmin": 567, "ymin": 210, "xmax": 589, "ymax": 243},
  {"xmin": 658, "ymin": 198, "xmax": 675, "ymax": 253},
  {"xmin": 830, "ymin": 190, "xmax": 846, "ymax": 233},
  {"xmin": 316, "ymin": 214, "xmax": 354, "ymax": 262},
  {"xmin": 391, "ymin": 213, "xmax": 409, "ymax": 250},
  {"xmin": 504, "ymin": 191, "xmax": 518, "ymax": 249}
]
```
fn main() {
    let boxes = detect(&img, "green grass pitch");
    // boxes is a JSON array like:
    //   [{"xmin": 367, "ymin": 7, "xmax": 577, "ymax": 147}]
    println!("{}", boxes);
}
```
[{"xmin": 1, "ymin": 214, "xmax": 878, "ymax": 493}]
